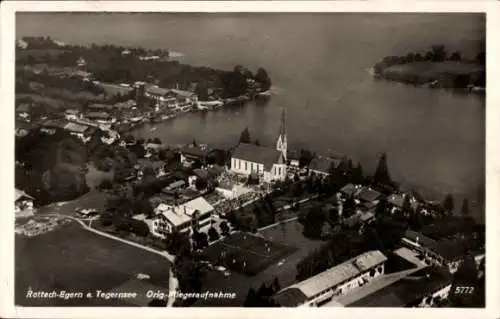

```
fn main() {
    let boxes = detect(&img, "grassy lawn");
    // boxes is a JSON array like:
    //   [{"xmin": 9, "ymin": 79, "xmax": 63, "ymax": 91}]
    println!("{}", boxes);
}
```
[
  {"xmin": 194, "ymin": 221, "xmax": 324, "ymax": 307},
  {"xmin": 15, "ymin": 222, "xmax": 170, "ymax": 306},
  {"xmin": 37, "ymin": 190, "xmax": 112, "ymax": 217}
]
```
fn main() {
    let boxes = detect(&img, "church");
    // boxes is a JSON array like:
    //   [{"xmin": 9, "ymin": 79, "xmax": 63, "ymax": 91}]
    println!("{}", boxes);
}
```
[{"xmin": 230, "ymin": 109, "xmax": 288, "ymax": 183}]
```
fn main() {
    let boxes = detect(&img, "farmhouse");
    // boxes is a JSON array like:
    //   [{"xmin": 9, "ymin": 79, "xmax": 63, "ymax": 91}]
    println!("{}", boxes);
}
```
[
  {"xmin": 272, "ymin": 250, "xmax": 387, "ymax": 307},
  {"xmin": 152, "ymin": 196, "xmax": 214, "ymax": 238}
]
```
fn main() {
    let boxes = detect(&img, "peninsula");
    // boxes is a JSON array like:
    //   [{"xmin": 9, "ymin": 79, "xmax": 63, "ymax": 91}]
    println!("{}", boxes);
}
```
[{"xmin": 372, "ymin": 45, "xmax": 485, "ymax": 93}]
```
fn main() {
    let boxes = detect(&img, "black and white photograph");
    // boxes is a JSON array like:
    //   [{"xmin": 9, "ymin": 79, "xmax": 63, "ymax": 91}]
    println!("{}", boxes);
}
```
[{"xmin": 2, "ymin": 1, "xmax": 498, "ymax": 317}]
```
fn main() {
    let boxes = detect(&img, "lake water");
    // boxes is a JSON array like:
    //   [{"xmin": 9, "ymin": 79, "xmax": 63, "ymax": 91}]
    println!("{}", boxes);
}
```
[{"xmin": 17, "ymin": 13, "xmax": 486, "ymax": 221}]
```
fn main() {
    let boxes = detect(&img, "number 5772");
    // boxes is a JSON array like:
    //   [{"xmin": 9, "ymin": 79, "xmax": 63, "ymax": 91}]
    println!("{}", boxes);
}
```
[{"xmin": 455, "ymin": 286, "xmax": 474, "ymax": 294}]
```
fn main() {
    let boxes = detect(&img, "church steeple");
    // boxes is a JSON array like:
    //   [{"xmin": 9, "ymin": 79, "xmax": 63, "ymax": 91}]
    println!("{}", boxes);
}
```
[{"xmin": 276, "ymin": 108, "xmax": 287, "ymax": 161}]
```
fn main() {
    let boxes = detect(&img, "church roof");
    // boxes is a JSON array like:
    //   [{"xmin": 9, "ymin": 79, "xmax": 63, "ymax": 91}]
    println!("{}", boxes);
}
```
[{"xmin": 231, "ymin": 143, "xmax": 282, "ymax": 170}]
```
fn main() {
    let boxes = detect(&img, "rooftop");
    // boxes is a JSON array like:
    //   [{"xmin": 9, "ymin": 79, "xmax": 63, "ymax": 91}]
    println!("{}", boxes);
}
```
[
  {"xmin": 155, "ymin": 196, "xmax": 214, "ymax": 227},
  {"xmin": 356, "ymin": 187, "xmax": 381, "ymax": 203},
  {"xmin": 274, "ymin": 250, "xmax": 387, "ymax": 306},
  {"xmin": 340, "ymin": 183, "xmax": 360, "ymax": 197},
  {"xmin": 388, "ymin": 194, "xmax": 419, "ymax": 210},
  {"xmin": 232, "ymin": 143, "xmax": 283, "ymax": 170},
  {"xmin": 180, "ymin": 145, "xmax": 210, "ymax": 158},
  {"xmin": 403, "ymin": 230, "xmax": 438, "ymax": 248},
  {"xmin": 146, "ymin": 85, "xmax": 170, "ymax": 96},
  {"xmin": 64, "ymin": 122, "xmax": 89, "ymax": 134}
]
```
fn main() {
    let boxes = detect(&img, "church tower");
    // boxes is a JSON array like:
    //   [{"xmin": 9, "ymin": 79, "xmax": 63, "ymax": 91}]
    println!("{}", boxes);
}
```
[{"xmin": 276, "ymin": 108, "xmax": 287, "ymax": 161}]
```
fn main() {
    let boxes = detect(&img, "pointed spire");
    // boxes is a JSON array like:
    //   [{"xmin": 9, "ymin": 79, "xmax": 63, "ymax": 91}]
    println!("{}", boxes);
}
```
[{"xmin": 280, "ymin": 107, "xmax": 286, "ymax": 137}]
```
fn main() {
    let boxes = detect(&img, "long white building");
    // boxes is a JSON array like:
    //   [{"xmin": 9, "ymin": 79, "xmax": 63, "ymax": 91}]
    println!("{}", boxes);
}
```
[{"xmin": 272, "ymin": 250, "xmax": 387, "ymax": 307}]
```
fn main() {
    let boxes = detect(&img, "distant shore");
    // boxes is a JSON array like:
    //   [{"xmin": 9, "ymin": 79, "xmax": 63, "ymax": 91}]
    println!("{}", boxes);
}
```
[{"xmin": 371, "ymin": 46, "xmax": 485, "ymax": 94}]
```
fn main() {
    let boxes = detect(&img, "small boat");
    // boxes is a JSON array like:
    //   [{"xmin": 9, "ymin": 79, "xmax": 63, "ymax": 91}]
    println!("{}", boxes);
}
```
[{"xmin": 150, "ymin": 127, "xmax": 157, "ymax": 131}]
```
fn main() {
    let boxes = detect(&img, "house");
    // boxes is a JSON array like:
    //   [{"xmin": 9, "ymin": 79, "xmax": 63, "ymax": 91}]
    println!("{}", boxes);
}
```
[
  {"xmin": 166, "ymin": 89, "xmax": 198, "ymax": 107},
  {"xmin": 40, "ymin": 119, "xmax": 66, "ymax": 135},
  {"xmin": 15, "ymin": 188, "xmax": 35, "ymax": 218},
  {"xmin": 272, "ymin": 250, "xmax": 387, "ymax": 307},
  {"xmin": 340, "ymin": 183, "xmax": 360, "ymax": 198},
  {"xmin": 86, "ymin": 111, "xmax": 116, "ymax": 124},
  {"xmin": 180, "ymin": 145, "xmax": 210, "ymax": 166},
  {"xmin": 64, "ymin": 109, "xmax": 81, "ymax": 121},
  {"xmin": 287, "ymin": 150, "xmax": 301, "ymax": 167},
  {"xmin": 401, "ymin": 230, "xmax": 470, "ymax": 273},
  {"xmin": 16, "ymin": 39, "xmax": 28, "ymax": 49},
  {"xmin": 163, "ymin": 180, "xmax": 186, "ymax": 192},
  {"xmin": 144, "ymin": 85, "xmax": 172, "ymax": 106},
  {"xmin": 63, "ymin": 122, "xmax": 96, "ymax": 142},
  {"xmin": 152, "ymin": 196, "xmax": 214, "ymax": 238},
  {"xmin": 16, "ymin": 103, "xmax": 31, "ymax": 120},
  {"xmin": 76, "ymin": 57, "xmax": 86, "ymax": 67},
  {"xmin": 355, "ymin": 186, "xmax": 381, "ymax": 210},
  {"xmin": 308, "ymin": 156, "xmax": 340, "ymax": 176},
  {"xmin": 387, "ymin": 193, "xmax": 419, "ymax": 212},
  {"xmin": 114, "ymin": 99, "xmax": 137, "ymax": 109},
  {"xmin": 324, "ymin": 266, "xmax": 452, "ymax": 308}
]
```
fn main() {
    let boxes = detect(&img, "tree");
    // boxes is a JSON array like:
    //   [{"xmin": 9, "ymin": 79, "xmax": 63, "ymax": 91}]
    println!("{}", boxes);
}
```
[
  {"xmin": 208, "ymin": 226, "xmax": 220, "ymax": 242},
  {"xmin": 443, "ymin": 193, "xmax": 455, "ymax": 215},
  {"xmin": 375, "ymin": 196, "xmax": 390, "ymax": 217},
  {"xmin": 254, "ymin": 67, "xmax": 272, "ymax": 91},
  {"xmin": 402, "ymin": 194, "xmax": 413, "ymax": 215},
  {"xmin": 195, "ymin": 80, "xmax": 210, "ymax": 101},
  {"xmin": 373, "ymin": 153, "xmax": 392, "ymax": 187},
  {"xmin": 244, "ymin": 288, "xmax": 258, "ymax": 307},
  {"xmin": 195, "ymin": 177, "xmax": 208, "ymax": 191},
  {"xmin": 239, "ymin": 127, "xmax": 251, "ymax": 144},
  {"xmin": 220, "ymin": 221, "xmax": 230, "ymax": 236},
  {"xmin": 165, "ymin": 230, "xmax": 191, "ymax": 255},
  {"xmin": 192, "ymin": 138, "xmax": 197, "ymax": 147},
  {"xmin": 424, "ymin": 51, "xmax": 434, "ymax": 61},
  {"xmin": 254, "ymin": 139, "xmax": 260, "ymax": 146},
  {"xmin": 461, "ymin": 198, "xmax": 470, "ymax": 217},
  {"xmin": 449, "ymin": 51, "xmax": 462, "ymax": 61},
  {"xmin": 431, "ymin": 44, "xmax": 447, "ymax": 62},
  {"xmin": 475, "ymin": 52, "xmax": 485, "ymax": 65}
]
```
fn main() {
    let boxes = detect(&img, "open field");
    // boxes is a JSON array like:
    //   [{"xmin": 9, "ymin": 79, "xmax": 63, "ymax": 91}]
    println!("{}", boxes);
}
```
[
  {"xmin": 203, "ymin": 232, "xmax": 297, "ymax": 276},
  {"xmin": 16, "ymin": 222, "xmax": 170, "ymax": 306},
  {"xmin": 195, "ymin": 221, "xmax": 324, "ymax": 306},
  {"xmin": 36, "ymin": 190, "xmax": 112, "ymax": 217}
]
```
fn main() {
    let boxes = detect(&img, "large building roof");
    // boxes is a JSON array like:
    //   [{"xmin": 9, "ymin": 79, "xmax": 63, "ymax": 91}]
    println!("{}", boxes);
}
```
[
  {"xmin": 64, "ymin": 122, "xmax": 89, "ymax": 134},
  {"xmin": 232, "ymin": 143, "xmax": 282, "ymax": 170},
  {"xmin": 155, "ymin": 196, "xmax": 214, "ymax": 228},
  {"xmin": 274, "ymin": 250, "xmax": 387, "ymax": 306}
]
